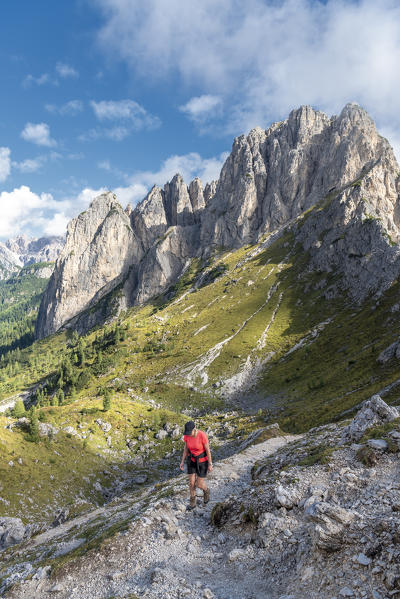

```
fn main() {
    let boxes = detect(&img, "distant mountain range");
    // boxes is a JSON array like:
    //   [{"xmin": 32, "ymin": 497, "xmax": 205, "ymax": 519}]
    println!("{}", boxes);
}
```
[{"xmin": 0, "ymin": 235, "xmax": 64, "ymax": 279}]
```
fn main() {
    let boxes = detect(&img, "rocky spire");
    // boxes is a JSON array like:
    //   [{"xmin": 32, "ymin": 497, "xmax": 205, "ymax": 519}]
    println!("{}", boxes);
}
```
[{"xmin": 35, "ymin": 192, "xmax": 139, "ymax": 339}]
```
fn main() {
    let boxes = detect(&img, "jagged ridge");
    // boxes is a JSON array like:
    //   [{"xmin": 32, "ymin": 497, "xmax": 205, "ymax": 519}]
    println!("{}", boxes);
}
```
[{"xmin": 35, "ymin": 103, "xmax": 400, "ymax": 339}]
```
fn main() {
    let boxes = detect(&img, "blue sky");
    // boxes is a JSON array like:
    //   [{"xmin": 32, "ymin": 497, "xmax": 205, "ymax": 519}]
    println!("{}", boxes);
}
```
[{"xmin": 1, "ymin": 0, "xmax": 400, "ymax": 239}]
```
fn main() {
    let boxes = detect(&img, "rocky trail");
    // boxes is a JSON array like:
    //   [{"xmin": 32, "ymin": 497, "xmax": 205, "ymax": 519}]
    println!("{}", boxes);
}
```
[{"xmin": 6, "ymin": 434, "xmax": 297, "ymax": 599}]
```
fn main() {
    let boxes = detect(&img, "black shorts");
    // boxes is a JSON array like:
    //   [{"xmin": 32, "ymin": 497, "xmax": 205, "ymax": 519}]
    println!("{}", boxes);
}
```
[{"xmin": 187, "ymin": 458, "xmax": 208, "ymax": 478}]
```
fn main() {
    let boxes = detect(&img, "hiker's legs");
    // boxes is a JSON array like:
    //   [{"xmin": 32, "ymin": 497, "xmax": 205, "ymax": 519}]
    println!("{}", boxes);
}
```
[
  {"xmin": 195, "ymin": 475, "xmax": 208, "ymax": 492},
  {"xmin": 188, "ymin": 474, "xmax": 196, "ymax": 499}
]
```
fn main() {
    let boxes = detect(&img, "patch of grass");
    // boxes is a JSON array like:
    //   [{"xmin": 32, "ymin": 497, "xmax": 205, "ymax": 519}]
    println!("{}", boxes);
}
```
[
  {"xmin": 298, "ymin": 444, "xmax": 335, "ymax": 467},
  {"xmin": 356, "ymin": 445, "xmax": 377, "ymax": 467}
]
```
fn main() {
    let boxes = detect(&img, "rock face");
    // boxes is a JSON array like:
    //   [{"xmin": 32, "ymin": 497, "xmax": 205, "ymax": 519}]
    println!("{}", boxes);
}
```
[
  {"xmin": 35, "ymin": 103, "xmax": 400, "ymax": 338},
  {"xmin": 341, "ymin": 394, "xmax": 399, "ymax": 442}
]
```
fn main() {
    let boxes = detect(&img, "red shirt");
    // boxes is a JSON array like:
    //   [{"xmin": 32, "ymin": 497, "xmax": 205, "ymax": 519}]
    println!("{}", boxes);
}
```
[{"xmin": 184, "ymin": 430, "xmax": 209, "ymax": 463}]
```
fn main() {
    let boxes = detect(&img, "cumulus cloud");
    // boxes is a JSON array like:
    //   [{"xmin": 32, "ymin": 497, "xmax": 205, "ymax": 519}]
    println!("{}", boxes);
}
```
[
  {"xmin": 0, "ymin": 186, "xmax": 58, "ymax": 237},
  {"xmin": 0, "ymin": 184, "xmax": 106, "ymax": 239},
  {"xmin": 45, "ymin": 100, "xmax": 84, "ymax": 116},
  {"xmin": 21, "ymin": 123, "xmax": 57, "ymax": 147},
  {"xmin": 0, "ymin": 147, "xmax": 11, "ymax": 182},
  {"xmin": 56, "ymin": 62, "xmax": 79, "ymax": 78},
  {"xmin": 90, "ymin": 99, "xmax": 161, "ymax": 129},
  {"xmin": 180, "ymin": 95, "xmax": 223, "ymax": 126},
  {"xmin": 92, "ymin": 0, "xmax": 400, "ymax": 154}
]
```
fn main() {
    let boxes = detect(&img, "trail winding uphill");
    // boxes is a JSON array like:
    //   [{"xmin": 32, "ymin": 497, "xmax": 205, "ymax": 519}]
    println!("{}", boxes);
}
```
[{"xmin": 7, "ymin": 434, "xmax": 297, "ymax": 599}]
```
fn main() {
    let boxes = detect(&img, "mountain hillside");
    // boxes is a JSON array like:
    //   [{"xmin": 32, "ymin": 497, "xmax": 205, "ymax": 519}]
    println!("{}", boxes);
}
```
[
  {"xmin": 1, "ymin": 103, "xmax": 400, "ymax": 597},
  {"xmin": 35, "ymin": 103, "xmax": 400, "ymax": 339}
]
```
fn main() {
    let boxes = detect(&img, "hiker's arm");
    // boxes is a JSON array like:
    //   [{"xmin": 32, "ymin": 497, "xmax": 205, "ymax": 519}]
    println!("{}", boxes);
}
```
[
  {"xmin": 204, "ymin": 442, "xmax": 213, "ymax": 472},
  {"xmin": 180, "ymin": 444, "xmax": 188, "ymax": 470}
]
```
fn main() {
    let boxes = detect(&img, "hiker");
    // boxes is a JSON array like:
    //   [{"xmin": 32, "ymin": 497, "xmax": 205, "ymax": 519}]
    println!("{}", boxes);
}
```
[{"xmin": 180, "ymin": 420, "xmax": 213, "ymax": 509}]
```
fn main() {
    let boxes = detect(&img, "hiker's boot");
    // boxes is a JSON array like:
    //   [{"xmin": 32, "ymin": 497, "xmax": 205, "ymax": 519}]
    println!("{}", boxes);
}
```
[
  {"xmin": 188, "ymin": 496, "xmax": 196, "ymax": 510},
  {"xmin": 203, "ymin": 487, "xmax": 210, "ymax": 505}
]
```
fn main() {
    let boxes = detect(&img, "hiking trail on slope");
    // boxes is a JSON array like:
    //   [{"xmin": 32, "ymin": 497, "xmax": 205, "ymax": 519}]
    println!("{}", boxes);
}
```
[{"xmin": 8, "ymin": 434, "xmax": 297, "ymax": 599}]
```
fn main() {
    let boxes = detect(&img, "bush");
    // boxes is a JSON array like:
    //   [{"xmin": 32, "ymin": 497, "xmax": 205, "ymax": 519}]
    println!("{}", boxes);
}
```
[
  {"xmin": 356, "ymin": 445, "xmax": 377, "ymax": 467},
  {"xmin": 12, "ymin": 399, "xmax": 26, "ymax": 419},
  {"xmin": 210, "ymin": 502, "xmax": 231, "ymax": 528},
  {"xmin": 76, "ymin": 370, "xmax": 93, "ymax": 392}
]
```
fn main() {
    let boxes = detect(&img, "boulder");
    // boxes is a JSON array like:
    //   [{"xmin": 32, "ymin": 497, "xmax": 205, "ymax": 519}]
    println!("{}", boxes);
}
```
[
  {"xmin": 378, "ymin": 339, "xmax": 400, "ymax": 363},
  {"xmin": 341, "ymin": 395, "xmax": 399, "ymax": 442},
  {"xmin": 274, "ymin": 484, "xmax": 302, "ymax": 509},
  {"xmin": 367, "ymin": 438, "xmax": 388, "ymax": 451},
  {"xmin": 305, "ymin": 501, "xmax": 355, "ymax": 552},
  {"xmin": 0, "ymin": 517, "xmax": 27, "ymax": 549},
  {"xmin": 52, "ymin": 508, "xmax": 69, "ymax": 528},
  {"xmin": 155, "ymin": 429, "xmax": 168, "ymax": 440},
  {"xmin": 39, "ymin": 422, "xmax": 59, "ymax": 437},
  {"xmin": 170, "ymin": 426, "xmax": 181, "ymax": 439}
]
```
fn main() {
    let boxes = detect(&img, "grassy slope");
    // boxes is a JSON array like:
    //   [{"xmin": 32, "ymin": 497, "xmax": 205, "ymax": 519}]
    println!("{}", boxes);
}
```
[
  {"xmin": 0, "ymin": 227, "xmax": 399, "ymax": 521},
  {"xmin": 0, "ymin": 263, "xmax": 52, "ymax": 357}
]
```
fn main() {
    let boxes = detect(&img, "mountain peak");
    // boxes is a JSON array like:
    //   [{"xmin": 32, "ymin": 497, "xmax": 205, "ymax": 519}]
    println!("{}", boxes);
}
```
[{"xmin": 36, "ymin": 103, "xmax": 400, "ymax": 338}]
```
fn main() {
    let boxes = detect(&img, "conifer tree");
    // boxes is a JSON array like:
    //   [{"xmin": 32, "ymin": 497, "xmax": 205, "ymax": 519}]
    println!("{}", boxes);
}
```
[
  {"xmin": 12, "ymin": 399, "xmax": 26, "ymax": 419},
  {"xmin": 103, "ymin": 389, "xmax": 112, "ymax": 411},
  {"xmin": 29, "ymin": 409, "xmax": 40, "ymax": 442}
]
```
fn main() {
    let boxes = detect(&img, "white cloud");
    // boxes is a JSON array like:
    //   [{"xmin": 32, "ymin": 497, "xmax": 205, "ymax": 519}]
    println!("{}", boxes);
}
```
[
  {"xmin": 13, "ymin": 157, "xmax": 45, "ymax": 174},
  {"xmin": 42, "ymin": 212, "xmax": 70, "ymax": 236},
  {"xmin": 78, "ymin": 126, "xmax": 131, "ymax": 142},
  {"xmin": 0, "ymin": 147, "xmax": 11, "ymax": 182},
  {"xmin": 21, "ymin": 123, "xmax": 57, "ymax": 147},
  {"xmin": 90, "ymin": 99, "xmax": 161, "ymax": 130},
  {"xmin": 45, "ymin": 100, "xmax": 84, "ymax": 116},
  {"xmin": 13, "ymin": 151, "xmax": 61, "ymax": 174},
  {"xmin": 92, "ymin": 0, "xmax": 400, "ymax": 153},
  {"xmin": 22, "ymin": 73, "xmax": 51, "ymax": 88},
  {"xmin": 56, "ymin": 62, "xmax": 79, "ymax": 78},
  {"xmin": 0, "ymin": 186, "xmax": 57, "ymax": 237},
  {"xmin": 98, "ymin": 160, "xmax": 111, "ymax": 171},
  {"xmin": 180, "ymin": 95, "xmax": 223, "ymax": 125}
]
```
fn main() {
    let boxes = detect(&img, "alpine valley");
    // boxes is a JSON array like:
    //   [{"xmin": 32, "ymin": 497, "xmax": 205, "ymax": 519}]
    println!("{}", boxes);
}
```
[{"xmin": 2, "ymin": 104, "xmax": 400, "ymax": 599}]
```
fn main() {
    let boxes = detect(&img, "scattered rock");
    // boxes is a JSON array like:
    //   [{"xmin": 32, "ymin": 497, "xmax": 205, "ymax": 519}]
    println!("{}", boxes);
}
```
[
  {"xmin": 52, "ymin": 508, "xmax": 70, "ymax": 528},
  {"xmin": 356, "ymin": 553, "xmax": 371, "ymax": 566},
  {"xmin": 274, "ymin": 484, "xmax": 301, "ymax": 509},
  {"xmin": 150, "ymin": 567, "xmax": 165, "ymax": 584},
  {"xmin": 95, "ymin": 419, "xmax": 112, "ymax": 433},
  {"xmin": 63, "ymin": 426, "xmax": 78, "ymax": 436}
]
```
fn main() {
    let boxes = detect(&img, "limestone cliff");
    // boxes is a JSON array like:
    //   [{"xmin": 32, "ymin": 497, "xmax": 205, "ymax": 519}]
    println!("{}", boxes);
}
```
[
  {"xmin": 35, "ymin": 103, "xmax": 400, "ymax": 338},
  {"xmin": 35, "ymin": 193, "xmax": 139, "ymax": 339}
]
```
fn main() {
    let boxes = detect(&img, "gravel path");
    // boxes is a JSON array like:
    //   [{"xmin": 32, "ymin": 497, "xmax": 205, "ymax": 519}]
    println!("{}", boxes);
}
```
[{"xmin": 9, "ymin": 434, "xmax": 297, "ymax": 599}]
